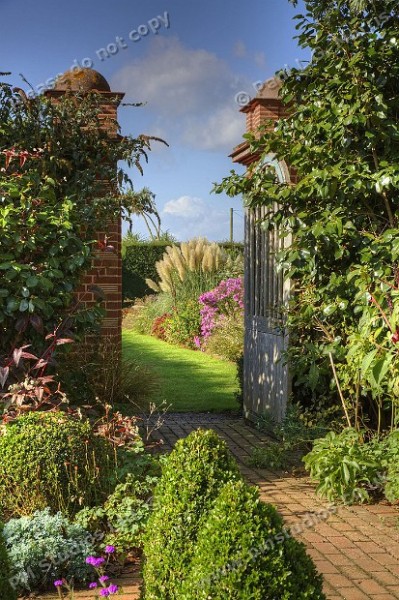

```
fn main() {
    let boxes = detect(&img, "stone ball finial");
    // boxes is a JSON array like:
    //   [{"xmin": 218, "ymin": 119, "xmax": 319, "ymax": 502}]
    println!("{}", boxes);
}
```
[{"xmin": 54, "ymin": 68, "xmax": 111, "ymax": 93}]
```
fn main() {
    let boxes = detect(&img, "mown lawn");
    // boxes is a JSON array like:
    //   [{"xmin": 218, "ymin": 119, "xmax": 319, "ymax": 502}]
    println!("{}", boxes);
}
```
[{"xmin": 122, "ymin": 330, "xmax": 239, "ymax": 412}]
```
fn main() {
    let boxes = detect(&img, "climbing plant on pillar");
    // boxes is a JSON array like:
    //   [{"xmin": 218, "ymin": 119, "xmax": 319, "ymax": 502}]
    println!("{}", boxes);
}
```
[
  {"xmin": 215, "ymin": 0, "xmax": 399, "ymax": 431},
  {"xmin": 0, "ymin": 75, "xmax": 164, "ymax": 409}
]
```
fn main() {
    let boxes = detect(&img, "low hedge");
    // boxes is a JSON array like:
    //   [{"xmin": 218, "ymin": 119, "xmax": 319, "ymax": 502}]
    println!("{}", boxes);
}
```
[{"xmin": 0, "ymin": 412, "xmax": 115, "ymax": 519}]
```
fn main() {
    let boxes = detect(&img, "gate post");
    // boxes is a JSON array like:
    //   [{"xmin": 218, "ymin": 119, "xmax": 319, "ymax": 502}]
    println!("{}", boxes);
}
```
[{"xmin": 45, "ymin": 68, "xmax": 124, "ymax": 369}]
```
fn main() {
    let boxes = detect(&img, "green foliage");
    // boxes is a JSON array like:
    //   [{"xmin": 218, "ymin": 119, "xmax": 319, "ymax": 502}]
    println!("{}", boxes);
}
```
[
  {"xmin": 250, "ymin": 404, "xmax": 333, "ymax": 470},
  {"xmin": 75, "ymin": 438, "xmax": 161, "ymax": 554},
  {"xmin": 250, "ymin": 443, "xmax": 291, "ymax": 470},
  {"xmin": 142, "ymin": 429, "xmax": 241, "ymax": 599},
  {"xmin": 0, "ymin": 412, "xmax": 115, "ymax": 518},
  {"xmin": 215, "ymin": 1, "xmax": 399, "ymax": 429},
  {"xmin": 204, "ymin": 315, "xmax": 244, "ymax": 361},
  {"xmin": 3, "ymin": 508, "xmax": 95, "ymax": 593},
  {"xmin": 123, "ymin": 243, "xmax": 171, "ymax": 301},
  {"xmin": 0, "ymin": 524, "xmax": 17, "ymax": 600},
  {"xmin": 58, "ymin": 335, "xmax": 160, "ymax": 407},
  {"xmin": 303, "ymin": 429, "xmax": 384, "ymax": 503},
  {"xmin": 383, "ymin": 429, "xmax": 399, "ymax": 503},
  {"xmin": 0, "ymin": 76, "xmax": 160, "ymax": 358},
  {"xmin": 179, "ymin": 480, "xmax": 325, "ymax": 600},
  {"xmin": 124, "ymin": 294, "xmax": 174, "ymax": 336},
  {"xmin": 163, "ymin": 299, "xmax": 201, "ymax": 348},
  {"xmin": 75, "ymin": 471, "xmax": 159, "ymax": 555}
]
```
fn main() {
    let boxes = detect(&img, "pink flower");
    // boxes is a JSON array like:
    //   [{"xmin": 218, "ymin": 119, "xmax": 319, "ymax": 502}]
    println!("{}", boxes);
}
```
[
  {"xmin": 197, "ymin": 278, "xmax": 244, "ymax": 346},
  {"xmin": 104, "ymin": 545, "xmax": 116, "ymax": 554},
  {"xmin": 86, "ymin": 556, "xmax": 105, "ymax": 567},
  {"xmin": 108, "ymin": 584, "xmax": 119, "ymax": 594}
]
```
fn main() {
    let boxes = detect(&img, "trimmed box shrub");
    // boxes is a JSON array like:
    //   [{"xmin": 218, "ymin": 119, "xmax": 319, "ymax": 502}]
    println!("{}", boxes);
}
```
[
  {"xmin": 0, "ymin": 412, "xmax": 115, "ymax": 519},
  {"xmin": 0, "ymin": 524, "xmax": 17, "ymax": 600},
  {"xmin": 142, "ymin": 429, "xmax": 241, "ymax": 599},
  {"xmin": 179, "ymin": 479, "xmax": 325, "ymax": 599}
]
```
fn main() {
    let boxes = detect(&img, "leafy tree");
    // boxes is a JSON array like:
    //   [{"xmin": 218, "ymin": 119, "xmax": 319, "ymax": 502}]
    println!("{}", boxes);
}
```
[
  {"xmin": 122, "ymin": 187, "xmax": 162, "ymax": 240},
  {"xmin": 215, "ymin": 0, "xmax": 399, "ymax": 431}
]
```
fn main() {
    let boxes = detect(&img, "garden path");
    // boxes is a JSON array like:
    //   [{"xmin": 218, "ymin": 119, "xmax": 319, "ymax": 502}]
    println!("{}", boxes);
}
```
[{"xmin": 36, "ymin": 413, "xmax": 399, "ymax": 600}]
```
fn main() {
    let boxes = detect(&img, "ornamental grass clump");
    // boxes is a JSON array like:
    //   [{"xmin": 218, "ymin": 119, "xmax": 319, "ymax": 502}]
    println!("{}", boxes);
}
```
[
  {"xmin": 142, "ymin": 429, "xmax": 241, "ymax": 599},
  {"xmin": 179, "ymin": 480, "xmax": 325, "ymax": 600},
  {"xmin": 0, "ymin": 412, "xmax": 115, "ymax": 519},
  {"xmin": 146, "ymin": 238, "xmax": 228, "ymax": 303}
]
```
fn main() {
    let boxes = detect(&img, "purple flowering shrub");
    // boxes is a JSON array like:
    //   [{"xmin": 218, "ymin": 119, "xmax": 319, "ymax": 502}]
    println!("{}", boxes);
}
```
[{"xmin": 196, "ymin": 278, "xmax": 244, "ymax": 361}]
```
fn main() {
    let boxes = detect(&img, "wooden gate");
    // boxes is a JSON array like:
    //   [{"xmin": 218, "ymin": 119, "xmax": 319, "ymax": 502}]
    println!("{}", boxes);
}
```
[{"xmin": 243, "ymin": 157, "xmax": 291, "ymax": 423}]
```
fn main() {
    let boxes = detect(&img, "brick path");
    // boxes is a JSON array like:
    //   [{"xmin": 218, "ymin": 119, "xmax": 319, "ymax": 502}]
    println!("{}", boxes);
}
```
[{"xmin": 33, "ymin": 413, "xmax": 399, "ymax": 600}]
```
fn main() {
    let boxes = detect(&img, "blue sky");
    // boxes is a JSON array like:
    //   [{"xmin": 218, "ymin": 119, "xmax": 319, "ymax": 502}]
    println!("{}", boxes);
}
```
[{"xmin": 1, "ymin": 0, "xmax": 308, "ymax": 241}]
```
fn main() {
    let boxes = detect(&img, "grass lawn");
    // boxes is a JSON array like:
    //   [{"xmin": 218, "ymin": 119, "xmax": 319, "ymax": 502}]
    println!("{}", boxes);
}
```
[{"xmin": 122, "ymin": 330, "xmax": 239, "ymax": 412}]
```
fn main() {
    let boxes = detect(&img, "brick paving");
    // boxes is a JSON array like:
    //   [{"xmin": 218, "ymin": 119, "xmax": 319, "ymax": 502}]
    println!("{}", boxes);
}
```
[{"xmin": 32, "ymin": 413, "xmax": 399, "ymax": 600}]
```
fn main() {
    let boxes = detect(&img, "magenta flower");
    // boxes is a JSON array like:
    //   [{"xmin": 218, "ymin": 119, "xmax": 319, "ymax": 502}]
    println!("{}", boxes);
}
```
[
  {"xmin": 99, "ymin": 575, "xmax": 110, "ymax": 583},
  {"xmin": 89, "ymin": 582, "xmax": 98, "ymax": 589},
  {"xmin": 197, "ymin": 278, "xmax": 244, "ymax": 347},
  {"xmin": 108, "ymin": 584, "xmax": 119, "ymax": 594},
  {"xmin": 86, "ymin": 556, "xmax": 105, "ymax": 567},
  {"xmin": 54, "ymin": 580, "xmax": 64, "ymax": 587},
  {"xmin": 100, "ymin": 589, "xmax": 110, "ymax": 597},
  {"xmin": 104, "ymin": 545, "xmax": 116, "ymax": 554}
]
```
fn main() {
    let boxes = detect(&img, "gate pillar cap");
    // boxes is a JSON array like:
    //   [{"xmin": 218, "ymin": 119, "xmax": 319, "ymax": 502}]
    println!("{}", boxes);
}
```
[
  {"xmin": 54, "ymin": 68, "xmax": 111, "ymax": 93},
  {"xmin": 256, "ymin": 77, "xmax": 282, "ymax": 100}
]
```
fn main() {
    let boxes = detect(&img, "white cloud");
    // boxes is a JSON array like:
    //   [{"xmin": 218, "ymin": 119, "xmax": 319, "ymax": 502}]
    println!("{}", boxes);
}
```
[
  {"xmin": 182, "ymin": 104, "xmax": 244, "ymax": 152},
  {"xmin": 162, "ymin": 195, "xmax": 236, "ymax": 241},
  {"xmin": 163, "ymin": 196, "xmax": 205, "ymax": 219},
  {"xmin": 113, "ymin": 37, "xmax": 242, "ymax": 116},
  {"xmin": 112, "ymin": 37, "xmax": 249, "ymax": 151}
]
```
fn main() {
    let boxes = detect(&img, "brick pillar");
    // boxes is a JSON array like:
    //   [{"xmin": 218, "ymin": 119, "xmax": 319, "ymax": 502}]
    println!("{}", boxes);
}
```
[
  {"xmin": 231, "ymin": 77, "xmax": 287, "ymax": 165},
  {"xmin": 45, "ymin": 69, "xmax": 124, "ymax": 360}
]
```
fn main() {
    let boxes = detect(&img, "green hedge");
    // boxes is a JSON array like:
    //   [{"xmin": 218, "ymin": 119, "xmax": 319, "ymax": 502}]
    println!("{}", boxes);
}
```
[
  {"xmin": 122, "ymin": 242, "xmax": 244, "ymax": 301},
  {"xmin": 123, "ymin": 243, "xmax": 170, "ymax": 300}
]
